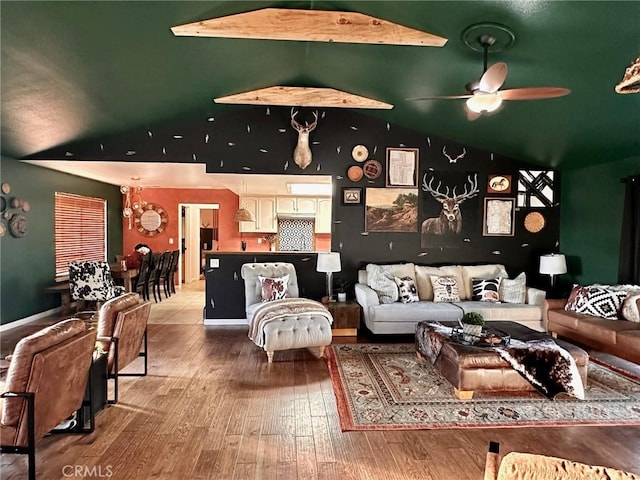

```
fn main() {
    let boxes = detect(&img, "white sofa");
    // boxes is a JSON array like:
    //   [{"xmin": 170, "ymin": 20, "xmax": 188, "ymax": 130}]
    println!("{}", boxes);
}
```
[{"xmin": 355, "ymin": 263, "xmax": 546, "ymax": 335}]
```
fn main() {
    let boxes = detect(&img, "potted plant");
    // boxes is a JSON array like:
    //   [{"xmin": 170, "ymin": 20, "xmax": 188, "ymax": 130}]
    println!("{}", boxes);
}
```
[
  {"xmin": 460, "ymin": 311, "xmax": 485, "ymax": 343},
  {"xmin": 335, "ymin": 277, "xmax": 351, "ymax": 302}
]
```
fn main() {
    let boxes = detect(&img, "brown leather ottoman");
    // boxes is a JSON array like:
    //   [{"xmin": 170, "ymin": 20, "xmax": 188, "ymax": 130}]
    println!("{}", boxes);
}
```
[{"xmin": 416, "ymin": 321, "xmax": 589, "ymax": 400}]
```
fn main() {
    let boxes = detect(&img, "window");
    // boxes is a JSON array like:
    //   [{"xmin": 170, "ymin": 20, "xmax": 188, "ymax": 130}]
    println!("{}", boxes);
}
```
[{"xmin": 54, "ymin": 192, "xmax": 107, "ymax": 280}]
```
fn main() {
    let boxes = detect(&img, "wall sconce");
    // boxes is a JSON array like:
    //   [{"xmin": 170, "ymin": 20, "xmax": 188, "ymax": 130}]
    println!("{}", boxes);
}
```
[
  {"xmin": 539, "ymin": 253, "xmax": 567, "ymax": 289},
  {"xmin": 316, "ymin": 252, "xmax": 341, "ymax": 301}
]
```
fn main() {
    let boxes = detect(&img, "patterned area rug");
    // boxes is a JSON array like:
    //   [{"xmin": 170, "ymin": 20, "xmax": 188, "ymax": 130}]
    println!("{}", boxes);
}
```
[{"xmin": 326, "ymin": 343, "xmax": 640, "ymax": 431}]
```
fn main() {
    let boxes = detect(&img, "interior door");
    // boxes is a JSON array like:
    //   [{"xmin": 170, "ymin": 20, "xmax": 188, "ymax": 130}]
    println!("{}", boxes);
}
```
[{"xmin": 184, "ymin": 206, "xmax": 201, "ymax": 283}]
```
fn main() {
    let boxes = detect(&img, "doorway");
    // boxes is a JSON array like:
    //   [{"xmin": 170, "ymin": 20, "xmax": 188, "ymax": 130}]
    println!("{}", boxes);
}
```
[{"xmin": 178, "ymin": 203, "xmax": 219, "ymax": 285}]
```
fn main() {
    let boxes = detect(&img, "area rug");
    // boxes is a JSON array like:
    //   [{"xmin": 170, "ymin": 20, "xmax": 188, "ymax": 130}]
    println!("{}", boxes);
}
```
[{"xmin": 325, "ymin": 343, "xmax": 640, "ymax": 431}]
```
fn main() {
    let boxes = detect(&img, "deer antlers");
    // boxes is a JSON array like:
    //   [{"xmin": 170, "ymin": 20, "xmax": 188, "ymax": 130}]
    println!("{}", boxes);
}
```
[
  {"xmin": 290, "ymin": 108, "xmax": 318, "ymax": 133},
  {"xmin": 442, "ymin": 146, "xmax": 466, "ymax": 164},
  {"xmin": 422, "ymin": 174, "xmax": 479, "ymax": 203}
]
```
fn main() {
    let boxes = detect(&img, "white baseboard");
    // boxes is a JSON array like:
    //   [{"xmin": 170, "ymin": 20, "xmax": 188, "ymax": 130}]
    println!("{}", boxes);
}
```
[
  {"xmin": 203, "ymin": 318, "xmax": 249, "ymax": 326},
  {"xmin": 0, "ymin": 307, "xmax": 64, "ymax": 332}
]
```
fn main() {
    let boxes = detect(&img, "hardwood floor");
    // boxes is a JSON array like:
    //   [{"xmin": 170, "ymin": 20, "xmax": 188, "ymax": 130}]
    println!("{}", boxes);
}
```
[{"xmin": 2, "ymin": 281, "xmax": 640, "ymax": 479}]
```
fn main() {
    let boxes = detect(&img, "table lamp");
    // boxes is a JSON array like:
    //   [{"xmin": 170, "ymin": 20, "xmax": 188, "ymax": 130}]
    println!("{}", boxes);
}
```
[
  {"xmin": 539, "ymin": 253, "xmax": 567, "ymax": 288},
  {"xmin": 317, "ymin": 252, "xmax": 341, "ymax": 301}
]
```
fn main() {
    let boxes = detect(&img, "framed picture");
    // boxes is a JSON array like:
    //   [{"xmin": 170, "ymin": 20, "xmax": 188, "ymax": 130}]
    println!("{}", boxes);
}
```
[
  {"xmin": 386, "ymin": 147, "xmax": 419, "ymax": 187},
  {"xmin": 365, "ymin": 188, "xmax": 418, "ymax": 232},
  {"xmin": 487, "ymin": 174, "xmax": 512, "ymax": 194},
  {"xmin": 483, "ymin": 198, "xmax": 515, "ymax": 236},
  {"xmin": 342, "ymin": 187, "xmax": 362, "ymax": 205}
]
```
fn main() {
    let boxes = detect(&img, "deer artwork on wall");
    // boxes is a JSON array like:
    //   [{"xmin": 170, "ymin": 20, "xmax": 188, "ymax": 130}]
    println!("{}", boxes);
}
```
[
  {"xmin": 442, "ymin": 146, "xmax": 466, "ymax": 164},
  {"xmin": 421, "ymin": 173, "xmax": 479, "ymax": 235},
  {"xmin": 290, "ymin": 108, "xmax": 319, "ymax": 170}
]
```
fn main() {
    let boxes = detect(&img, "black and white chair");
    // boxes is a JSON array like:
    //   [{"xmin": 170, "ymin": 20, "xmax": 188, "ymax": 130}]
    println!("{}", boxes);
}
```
[{"xmin": 69, "ymin": 261, "xmax": 125, "ymax": 315}]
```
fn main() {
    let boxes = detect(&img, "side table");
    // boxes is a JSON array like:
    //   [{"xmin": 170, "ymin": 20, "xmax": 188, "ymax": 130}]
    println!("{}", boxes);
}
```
[{"xmin": 326, "ymin": 301, "xmax": 361, "ymax": 336}]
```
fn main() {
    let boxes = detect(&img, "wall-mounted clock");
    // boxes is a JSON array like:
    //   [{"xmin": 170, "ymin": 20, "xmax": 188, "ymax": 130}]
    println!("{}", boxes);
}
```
[
  {"xmin": 487, "ymin": 174, "xmax": 512, "ymax": 194},
  {"xmin": 134, "ymin": 203, "xmax": 168, "ymax": 237}
]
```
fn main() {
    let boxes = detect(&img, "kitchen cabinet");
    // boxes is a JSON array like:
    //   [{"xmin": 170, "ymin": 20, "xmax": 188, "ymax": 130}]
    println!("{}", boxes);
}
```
[
  {"xmin": 315, "ymin": 198, "xmax": 332, "ymax": 233},
  {"xmin": 239, "ymin": 196, "xmax": 277, "ymax": 233},
  {"xmin": 276, "ymin": 196, "xmax": 317, "ymax": 214}
]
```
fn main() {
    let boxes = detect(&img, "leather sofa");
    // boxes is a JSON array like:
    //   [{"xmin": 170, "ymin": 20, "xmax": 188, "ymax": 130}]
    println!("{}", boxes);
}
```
[
  {"xmin": 543, "ymin": 298, "xmax": 640, "ymax": 364},
  {"xmin": 355, "ymin": 263, "xmax": 546, "ymax": 335}
]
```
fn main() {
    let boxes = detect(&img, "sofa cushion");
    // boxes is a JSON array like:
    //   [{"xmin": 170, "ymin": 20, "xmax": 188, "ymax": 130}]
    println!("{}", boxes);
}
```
[
  {"xmin": 460, "ymin": 264, "xmax": 508, "ymax": 301},
  {"xmin": 455, "ymin": 301, "xmax": 542, "ymax": 323},
  {"xmin": 471, "ymin": 277, "xmax": 502, "ymax": 302},
  {"xmin": 366, "ymin": 264, "xmax": 398, "ymax": 304},
  {"xmin": 365, "ymin": 300, "xmax": 462, "ymax": 325},
  {"xmin": 576, "ymin": 316, "xmax": 640, "ymax": 344},
  {"xmin": 565, "ymin": 285, "xmax": 627, "ymax": 319},
  {"xmin": 394, "ymin": 276, "xmax": 419, "ymax": 304},
  {"xmin": 621, "ymin": 292, "xmax": 640, "ymax": 323},
  {"xmin": 259, "ymin": 275, "xmax": 290, "ymax": 302},
  {"xmin": 500, "ymin": 272, "xmax": 527, "ymax": 304},
  {"xmin": 431, "ymin": 275, "xmax": 461, "ymax": 302},
  {"xmin": 616, "ymin": 330, "xmax": 640, "ymax": 363}
]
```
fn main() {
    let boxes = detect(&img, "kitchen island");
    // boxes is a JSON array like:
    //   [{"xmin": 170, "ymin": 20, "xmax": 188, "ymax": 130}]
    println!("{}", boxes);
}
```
[{"xmin": 203, "ymin": 252, "xmax": 328, "ymax": 325}]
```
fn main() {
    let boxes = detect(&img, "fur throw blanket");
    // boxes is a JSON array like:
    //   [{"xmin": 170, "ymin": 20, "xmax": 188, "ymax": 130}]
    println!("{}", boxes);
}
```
[
  {"xmin": 420, "ymin": 322, "xmax": 585, "ymax": 400},
  {"xmin": 248, "ymin": 298, "xmax": 333, "ymax": 348}
]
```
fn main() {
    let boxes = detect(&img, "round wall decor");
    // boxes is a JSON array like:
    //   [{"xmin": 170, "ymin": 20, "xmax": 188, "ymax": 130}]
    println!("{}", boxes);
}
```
[
  {"xmin": 347, "ymin": 165, "xmax": 364, "ymax": 182},
  {"xmin": 134, "ymin": 202, "xmax": 168, "ymax": 237},
  {"xmin": 1, "ymin": 183, "xmax": 10, "ymax": 194},
  {"xmin": 351, "ymin": 145, "xmax": 368, "ymax": 162},
  {"xmin": 363, "ymin": 159, "xmax": 383, "ymax": 179},
  {"xmin": 524, "ymin": 212, "xmax": 545, "ymax": 233},
  {"xmin": 8, "ymin": 214, "xmax": 28, "ymax": 237}
]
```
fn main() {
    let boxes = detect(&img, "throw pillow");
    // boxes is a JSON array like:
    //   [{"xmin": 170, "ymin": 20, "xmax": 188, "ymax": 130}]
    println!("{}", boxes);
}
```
[
  {"xmin": 258, "ymin": 274, "xmax": 289, "ymax": 302},
  {"xmin": 394, "ymin": 276, "xmax": 419, "ymax": 303},
  {"xmin": 461, "ymin": 264, "xmax": 508, "ymax": 301},
  {"xmin": 430, "ymin": 275, "xmax": 461, "ymax": 302},
  {"xmin": 621, "ymin": 292, "xmax": 640, "ymax": 323},
  {"xmin": 565, "ymin": 285, "xmax": 627, "ymax": 319},
  {"xmin": 500, "ymin": 272, "xmax": 527, "ymax": 303},
  {"xmin": 366, "ymin": 264, "xmax": 398, "ymax": 304},
  {"xmin": 471, "ymin": 277, "xmax": 502, "ymax": 302}
]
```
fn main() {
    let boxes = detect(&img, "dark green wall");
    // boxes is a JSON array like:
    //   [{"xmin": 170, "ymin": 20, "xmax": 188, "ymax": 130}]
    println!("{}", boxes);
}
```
[
  {"xmin": 560, "ymin": 156, "xmax": 640, "ymax": 286},
  {"xmin": 0, "ymin": 158, "xmax": 122, "ymax": 324}
]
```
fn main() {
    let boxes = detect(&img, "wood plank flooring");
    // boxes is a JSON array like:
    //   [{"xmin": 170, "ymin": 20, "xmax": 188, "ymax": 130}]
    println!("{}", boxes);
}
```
[{"xmin": 2, "ymin": 281, "xmax": 640, "ymax": 479}]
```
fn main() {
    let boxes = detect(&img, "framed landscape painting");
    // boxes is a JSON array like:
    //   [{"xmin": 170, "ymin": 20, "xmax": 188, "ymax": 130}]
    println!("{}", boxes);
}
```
[{"xmin": 365, "ymin": 188, "xmax": 418, "ymax": 232}]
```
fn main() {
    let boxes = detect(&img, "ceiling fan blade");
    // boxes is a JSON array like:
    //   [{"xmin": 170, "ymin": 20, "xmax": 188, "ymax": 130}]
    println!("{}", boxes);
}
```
[
  {"xmin": 406, "ymin": 94, "xmax": 472, "ymax": 101},
  {"xmin": 500, "ymin": 87, "xmax": 571, "ymax": 100},
  {"xmin": 479, "ymin": 62, "xmax": 508, "ymax": 93}
]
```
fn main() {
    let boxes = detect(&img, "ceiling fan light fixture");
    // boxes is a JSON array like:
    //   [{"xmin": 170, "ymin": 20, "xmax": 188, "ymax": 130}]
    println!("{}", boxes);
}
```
[{"xmin": 466, "ymin": 92, "xmax": 503, "ymax": 113}]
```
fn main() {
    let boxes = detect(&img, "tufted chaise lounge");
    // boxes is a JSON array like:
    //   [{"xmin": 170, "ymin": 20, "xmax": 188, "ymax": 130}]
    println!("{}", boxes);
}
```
[{"xmin": 241, "ymin": 262, "xmax": 333, "ymax": 362}]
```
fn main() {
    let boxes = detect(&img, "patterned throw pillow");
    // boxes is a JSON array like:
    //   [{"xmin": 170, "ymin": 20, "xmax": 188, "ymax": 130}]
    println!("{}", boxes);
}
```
[
  {"xmin": 258, "ymin": 274, "xmax": 290, "ymax": 302},
  {"xmin": 430, "ymin": 275, "xmax": 460, "ymax": 302},
  {"xmin": 366, "ymin": 264, "xmax": 398, "ymax": 304},
  {"xmin": 565, "ymin": 285, "xmax": 627, "ymax": 319},
  {"xmin": 394, "ymin": 276, "xmax": 419, "ymax": 303},
  {"xmin": 471, "ymin": 277, "xmax": 502, "ymax": 302},
  {"xmin": 500, "ymin": 272, "xmax": 527, "ymax": 303}
]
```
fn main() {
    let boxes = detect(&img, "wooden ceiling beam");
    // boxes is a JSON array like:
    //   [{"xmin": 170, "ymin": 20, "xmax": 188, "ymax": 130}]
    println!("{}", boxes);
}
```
[
  {"xmin": 171, "ymin": 8, "xmax": 447, "ymax": 47},
  {"xmin": 214, "ymin": 86, "xmax": 393, "ymax": 109}
]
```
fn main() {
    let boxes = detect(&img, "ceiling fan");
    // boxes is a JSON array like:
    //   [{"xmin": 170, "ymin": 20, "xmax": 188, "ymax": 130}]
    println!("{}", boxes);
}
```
[{"xmin": 408, "ymin": 33, "xmax": 571, "ymax": 120}]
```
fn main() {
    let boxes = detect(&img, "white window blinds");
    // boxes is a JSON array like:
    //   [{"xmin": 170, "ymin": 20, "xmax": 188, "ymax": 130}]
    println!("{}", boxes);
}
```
[{"xmin": 54, "ymin": 192, "xmax": 107, "ymax": 279}]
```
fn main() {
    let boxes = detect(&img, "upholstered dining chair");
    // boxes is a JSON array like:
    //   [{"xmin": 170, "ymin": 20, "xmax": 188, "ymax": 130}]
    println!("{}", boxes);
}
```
[
  {"xmin": 69, "ymin": 261, "xmax": 125, "ymax": 315},
  {"xmin": 0, "ymin": 319, "xmax": 97, "ymax": 480},
  {"xmin": 95, "ymin": 293, "xmax": 152, "ymax": 403}
]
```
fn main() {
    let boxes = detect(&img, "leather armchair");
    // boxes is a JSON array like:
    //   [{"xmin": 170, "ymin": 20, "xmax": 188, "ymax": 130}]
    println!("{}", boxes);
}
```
[
  {"xmin": 0, "ymin": 319, "xmax": 97, "ymax": 480},
  {"xmin": 95, "ymin": 293, "xmax": 152, "ymax": 403}
]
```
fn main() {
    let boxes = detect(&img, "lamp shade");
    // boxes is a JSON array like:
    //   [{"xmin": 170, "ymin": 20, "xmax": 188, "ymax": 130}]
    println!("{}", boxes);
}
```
[
  {"xmin": 539, "ymin": 253, "xmax": 567, "ymax": 275},
  {"xmin": 233, "ymin": 208, "xmax": 254, "ymax": 222},
  {"xmin": 317, "ymin": 252, "xmax": 341, "ymax": 273}
]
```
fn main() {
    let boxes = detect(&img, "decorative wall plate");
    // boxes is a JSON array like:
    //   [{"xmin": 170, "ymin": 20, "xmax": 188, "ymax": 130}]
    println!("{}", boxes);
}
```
[
  {"xmin": 0, "ymin": 196, "xmax": 5, "ymax": 212},
  {"xmin": 22, "ymin": 201, "xmax": 30, "ymax": 212},
  {"xmin": 487, "ymin": 174, "xmax": 511, "ymax": 194},
  {"xmin": 524, "ymin": 211, "xmax": 545, "ymax": 233},
  {"xmin": 363, "ymin": 159, "xmax": 383, "ymax": 179},
  {"xmin": 10, "ymin": 197, "xmax": 21, "ymax": 209},
  {"xmin": 3, "ymin": 211, "xmax": 12, "ymax": 220},
  {"xmin": 1, "ymin": 183, "xmax": 10, "ymax": 194},
  {"xmin": 347, "ymin": 165, "xmax": 364, "ymax": 182},
  {"xmin": 8, "ymin": 214, "xmax": 28, "ymax": 238},
  {"xmin": 351, "ymin": 145, "xmax": 369, "ymax": 162},
  {"xmin": 0, "ymin": 223, "xmax": 5, "ymax": 237}
]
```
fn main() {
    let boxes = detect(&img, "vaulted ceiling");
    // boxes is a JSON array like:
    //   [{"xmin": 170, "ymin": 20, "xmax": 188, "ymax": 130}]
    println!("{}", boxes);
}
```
[{"xmin": 2, "ymin": 1, "xmax": 639, "ymax": 177}]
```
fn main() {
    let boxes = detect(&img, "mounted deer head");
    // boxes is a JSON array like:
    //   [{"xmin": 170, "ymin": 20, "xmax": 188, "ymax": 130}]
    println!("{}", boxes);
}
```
[
  {"xmin": 291, "ymin": 108, "xmax": 318, "ymax": 170},
  {"xmin": 421, "ymin": 173, "xmax": 478, "ymax": 235}
]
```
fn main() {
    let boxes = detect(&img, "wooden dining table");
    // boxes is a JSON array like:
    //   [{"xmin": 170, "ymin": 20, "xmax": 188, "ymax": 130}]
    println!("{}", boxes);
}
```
[{"xmin": 110, "ymin": 264, "xmax": 139, "ymax": 293}]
